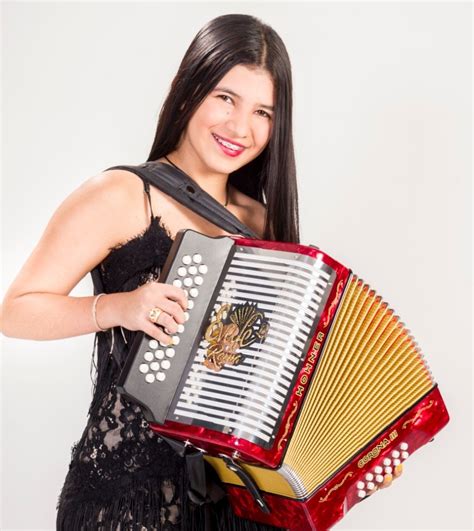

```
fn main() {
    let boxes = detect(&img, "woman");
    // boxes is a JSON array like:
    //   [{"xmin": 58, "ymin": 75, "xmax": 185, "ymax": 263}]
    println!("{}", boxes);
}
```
[{"xmin": 1, "ymin": 13, "xmax": 299, "ymax": 530}]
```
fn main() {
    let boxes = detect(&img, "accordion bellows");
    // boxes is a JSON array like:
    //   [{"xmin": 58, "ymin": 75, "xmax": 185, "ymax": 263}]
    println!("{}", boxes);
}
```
[{"xmin": 118, "ymin": 230, "xmax": 449, "ymax": 530}]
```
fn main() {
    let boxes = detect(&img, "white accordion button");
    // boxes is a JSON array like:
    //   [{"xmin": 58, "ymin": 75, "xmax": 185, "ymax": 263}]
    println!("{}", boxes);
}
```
[
  {"xmin": 356, "ymin": 481, "xmax": 365, "ymax": 489},
  {"xmin": 188, "ymin": 265, "xmax": 197, "ymax": 275},
  {"xmin": 166, "ymin": 348, "xmax": 175, "ymax": 358},
  {"xmin": 155, "ymin": 350, "xmax": 165, "ymax": 360},
  {"xmin": 139, "ymin": 364, "xmax": 149, "ymax": 374},
  {"xmin": 357, "ymin": 490, "xmax": 366, "ymax": 499},
  {"xmin": 161, "ymin": 360, "xmax": 171, "ymax": 370},
  {"xmin": 145, "ymin": 373, "xmax": 155, "ymax": 383},
  {"xmin": 393, "ymin": 458, "xmax": 401, "ymax": 466},
  {"xmin": 192, "ymin": 254, "xmax": 202, "ymax": 264},
  {"xmin": 365, "ymin": 473, "xmax": 374, "ymax": 481},
  {"xmin": 183, "ymin": 277, "xmax": 193, "ymax": 287},
  {"xmin": 391, "ymin": 450, "xmax": 400, "ymax": 459},
  {"xmin": 173, "ymin": 279, "xmax": 182, "ymax": 288},
  {"xmin": 156, "ymin": 372, "xmax": 166, "ymax": 381},
  {"xmin": 375, "ymin": 474, "xmax": 384, "ymax": 483},
  {"xmin": 144, "ymin": 351, "xmax": 154, "ymax": 362},
  {"xmin": 400, "ymin": 442, "xmax": 409, "ymax": 451},
  {"xmin": 183, "ymin": 312, "xmax": 190, "ymax": 321},
  {"xmin": 150, "ymin": 361, "xmax": 160, "ymax": 371},
  {"xmin": 384, "ymin": 466, "xmax": 392, "ymax": 474},
  {"xmin": 401, "ymin": 451, "xmax": 409, "ymax": 459},
  {"xmin": 383, "ymin": 458, "xmax": 391, "ymax": 466},
  {"xmin": 182, "ymin": 255, "xmax": 192, "ymax": 265},
  {"xmin": 374, "ymin": 466, "xmax": 383, "ymax": 474},
  {"xmin": 366, "ymin": 482, "xmax": 375, "ymax": 491},
  {"xmin": 177, "ymin": 267, "xmax": 187, "ymax": 277},
  {"xmin": 198, "ymin": 264, "xmax": 208, "ymax": 274},
  {"xmin": 148, "ymin": 340, "xmax": 158, "ymax": 349},
  {"xmin": 187, "ymin": 300, "xmax": 194, "ymax": 310},
  {"xmin": 189, "ymin": 288, "xmax": 199, "ymax": 297},
  {"xmin": 172, "ymin": 335, "xmax": 180, "ymax": 345},
  {"xmin": 194, "ymin": 276, "xmax": 203, "ymax": 286},
  {"xmin": 177, "ymin": 324, "xmax": 185, "ymax": 333}
]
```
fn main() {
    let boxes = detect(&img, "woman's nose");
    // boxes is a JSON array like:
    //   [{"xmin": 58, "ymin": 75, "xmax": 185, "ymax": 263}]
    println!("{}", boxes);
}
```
[{"xmin": 225, "ymin": 110, "xmax": 250, "ymax": 138}]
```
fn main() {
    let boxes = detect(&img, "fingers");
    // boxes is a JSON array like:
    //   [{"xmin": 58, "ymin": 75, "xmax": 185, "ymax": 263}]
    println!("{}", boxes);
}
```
[
  {"xmin": 159, "ymin": 284, "xmax": 188, "ymax": 312},
  {"xmin": 143, "ymin": 320, "xmax": 175, "ymax": 347},
  {"xmin": 154, "ymin": 297, "xmax": 187, "ymax": 327},
  {"xmin": 158, "ymin": 307, "xmax": 185, "ymax": 335},
  {"xmin": 144, "ymin": 283, "xmax": 189, "ymax": 344}
]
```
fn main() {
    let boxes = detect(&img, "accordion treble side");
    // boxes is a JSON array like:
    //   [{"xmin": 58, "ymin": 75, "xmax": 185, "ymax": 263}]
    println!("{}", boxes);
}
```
[{"xmin": 117, "ymin": 230, "xmax": 449, "ymax": 530}]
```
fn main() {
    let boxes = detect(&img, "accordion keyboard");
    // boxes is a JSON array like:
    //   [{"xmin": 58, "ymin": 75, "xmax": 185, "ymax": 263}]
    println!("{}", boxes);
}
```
[{"xmin": 117, "ymin": 231, "xmax": 235, "ymax": 424}]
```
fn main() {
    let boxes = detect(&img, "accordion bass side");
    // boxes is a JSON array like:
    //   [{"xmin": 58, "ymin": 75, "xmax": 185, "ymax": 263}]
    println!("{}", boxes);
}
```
[{"xmin": 117, "ymin": 229, "xmax": 449, "ymax": 530}]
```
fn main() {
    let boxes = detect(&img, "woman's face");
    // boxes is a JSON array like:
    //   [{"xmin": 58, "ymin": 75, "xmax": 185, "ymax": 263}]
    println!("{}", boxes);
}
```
[{"xmin": 179, "ymin": 64, "xmax": 275, "ymax": 175}]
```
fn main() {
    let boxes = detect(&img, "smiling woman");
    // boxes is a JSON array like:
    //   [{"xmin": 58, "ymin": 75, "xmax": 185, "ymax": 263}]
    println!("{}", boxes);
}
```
[
  {"xmin": 1, "ymin": 12, "xmax": 297, "ymax": 531},
  {"xmin": 158, "ymin": 64, "xmax": 276, "ymax": 207}
]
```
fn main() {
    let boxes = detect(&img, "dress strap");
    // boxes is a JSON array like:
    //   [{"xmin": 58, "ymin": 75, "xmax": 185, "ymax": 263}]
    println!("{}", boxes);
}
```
[{"xmin": 143, "ymin": 180, "xmax": 155, "ymax": 219}]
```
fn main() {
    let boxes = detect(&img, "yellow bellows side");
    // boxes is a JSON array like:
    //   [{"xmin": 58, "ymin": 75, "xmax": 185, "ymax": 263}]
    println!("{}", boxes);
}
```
[{"xmin": 207, "ymin": 275, "xmax": 434, "ymax": 499}]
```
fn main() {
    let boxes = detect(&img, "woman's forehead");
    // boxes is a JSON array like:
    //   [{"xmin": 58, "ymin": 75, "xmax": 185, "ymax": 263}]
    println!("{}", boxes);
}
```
[{"xmin": 214, "ymin": 65, "xmax": 274, "ymax": 105}]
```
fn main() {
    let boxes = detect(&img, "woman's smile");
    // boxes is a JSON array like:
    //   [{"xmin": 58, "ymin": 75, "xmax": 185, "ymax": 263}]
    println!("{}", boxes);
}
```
[{"xmin": 212, "ymin": 133, "xmax": 246, "ymax": 157}]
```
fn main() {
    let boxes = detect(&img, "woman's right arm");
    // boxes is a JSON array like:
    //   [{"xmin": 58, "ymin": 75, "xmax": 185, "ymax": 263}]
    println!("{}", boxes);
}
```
[{"xmin": 0, "ymin": 171, "xmax": 187, "ymax": 343}]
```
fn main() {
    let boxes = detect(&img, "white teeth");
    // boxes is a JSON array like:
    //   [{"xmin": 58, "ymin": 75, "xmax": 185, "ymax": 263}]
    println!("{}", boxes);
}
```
[{"xmin": 213, "ymin": 134, "xmax": 243, "ymax": 151}]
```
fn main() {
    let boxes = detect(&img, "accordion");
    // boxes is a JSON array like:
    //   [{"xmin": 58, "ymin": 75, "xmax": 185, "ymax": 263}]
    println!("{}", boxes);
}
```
[{"xmin": 117, "ymin": 229, "xmax": 449, "ymax": 530}]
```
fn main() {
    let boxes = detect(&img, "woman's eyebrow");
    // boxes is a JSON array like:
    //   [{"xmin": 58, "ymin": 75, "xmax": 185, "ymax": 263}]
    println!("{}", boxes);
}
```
[{"xmin": 213, "ymin": 86, "xmax": 274, "ymax": 111}]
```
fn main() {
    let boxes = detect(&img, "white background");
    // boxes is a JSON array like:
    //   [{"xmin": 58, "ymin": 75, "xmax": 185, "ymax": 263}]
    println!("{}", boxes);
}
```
[{"xmin": 1, "ymin": 1, "xmax": 472, "ymax": 530}]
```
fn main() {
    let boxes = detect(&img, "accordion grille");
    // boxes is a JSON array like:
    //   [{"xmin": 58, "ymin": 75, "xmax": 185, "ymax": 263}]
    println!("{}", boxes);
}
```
[
  {"xmin": 283, "ymin": 275, "xmax": 434, "ymax": 495},
  {"xmin": 171, "ymin": 247, "xmax": 335, "ymax": 445}
]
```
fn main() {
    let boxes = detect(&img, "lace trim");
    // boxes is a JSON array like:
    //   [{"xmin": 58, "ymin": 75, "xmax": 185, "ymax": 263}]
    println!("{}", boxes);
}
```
[
  {"xmin": 105, "ymin": 215, "xmax": 174, "ymax": 259},
  {"xmin": 98, "ymin": 217, "xmax": 174, "ymax": 296}
]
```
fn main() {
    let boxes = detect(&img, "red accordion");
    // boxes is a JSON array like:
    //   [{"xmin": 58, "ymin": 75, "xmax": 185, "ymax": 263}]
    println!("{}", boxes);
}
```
[{"xmin": 118, "ymin": 230, "xmax": 449, "ymax": 530}]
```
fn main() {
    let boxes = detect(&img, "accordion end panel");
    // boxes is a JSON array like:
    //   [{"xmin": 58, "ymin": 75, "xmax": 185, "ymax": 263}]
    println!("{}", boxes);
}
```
[
  {"xmin": 205, "ymin": 273, "xmax": 450, "ymax": 530},
  {"xmin": 210, "ymin": 386, "xmax": 449, "ymax": 531}
]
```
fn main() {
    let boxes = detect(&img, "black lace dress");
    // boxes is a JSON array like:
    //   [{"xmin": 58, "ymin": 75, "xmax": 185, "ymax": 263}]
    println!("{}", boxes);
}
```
[{"xmin": 56, "ymin": 179, "xmax": 285, "ymax": 531}]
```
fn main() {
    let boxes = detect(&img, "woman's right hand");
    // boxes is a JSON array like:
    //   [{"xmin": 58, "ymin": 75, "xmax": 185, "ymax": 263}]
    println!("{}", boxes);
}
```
[{"xmin": 115, "ymin": 282, "xmax": 189, "ymax": 346}]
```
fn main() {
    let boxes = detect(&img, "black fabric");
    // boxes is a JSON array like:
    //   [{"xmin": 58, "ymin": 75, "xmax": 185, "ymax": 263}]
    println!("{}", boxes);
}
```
[{"xmin": 56, "ymin": 171, "xmax": 285, "ymax": 530}]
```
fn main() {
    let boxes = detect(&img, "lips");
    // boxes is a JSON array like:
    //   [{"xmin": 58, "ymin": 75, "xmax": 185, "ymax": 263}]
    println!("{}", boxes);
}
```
[{"xmin": 212, "ymin": 133, "xmax": 246, "ymax": 157}]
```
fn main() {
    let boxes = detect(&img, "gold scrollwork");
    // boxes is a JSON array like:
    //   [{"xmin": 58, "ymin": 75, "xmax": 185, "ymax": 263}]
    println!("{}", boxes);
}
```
[
  {"xmin": 322, "ymin": 279, "xmax": 345, "ymax": 328},
  {"xmin": 277, "ymin": 401, "xmax": 299, "ymax": 451},
  {"xmin": 402, "ymin": 400, "xmax": 434, "ymax": 430},
  {"xmin": 318, "ymin": 472, "xmax": 353, "ymax": 503}
]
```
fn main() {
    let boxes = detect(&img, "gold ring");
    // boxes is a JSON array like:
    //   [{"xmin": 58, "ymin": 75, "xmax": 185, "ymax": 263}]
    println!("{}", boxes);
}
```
[{"xmin": 148, "ymin": 307, "xmax": 163, "ymax": 324}]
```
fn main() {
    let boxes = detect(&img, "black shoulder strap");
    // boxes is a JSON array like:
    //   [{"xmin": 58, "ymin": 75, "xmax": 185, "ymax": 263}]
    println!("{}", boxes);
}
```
[{"xmin": 105, "ymin": 161, "xmax": 259, "ymax": 239}]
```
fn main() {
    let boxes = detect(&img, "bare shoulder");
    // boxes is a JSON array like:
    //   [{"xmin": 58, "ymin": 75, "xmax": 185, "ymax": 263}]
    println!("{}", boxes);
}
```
[
  {"xmin": 231, "ymin": 188, "xmax": 267, "ymax": 239},
  {"xmin": 85, "ymin": 168, "xmax": 151, "ymax": 231},
  {"xmin": 47, "ymin": 166, "xmax": 152, "ymax": 265},
  {"xmin": 1, "ymin": 168, "xmax": 149, "ymax": 301}
]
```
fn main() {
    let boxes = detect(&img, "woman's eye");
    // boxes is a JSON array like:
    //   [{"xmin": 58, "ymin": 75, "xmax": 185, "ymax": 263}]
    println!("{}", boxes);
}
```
[
  {"xmin": 217, "ymin": 95, "xmax": 272, "ymax": 119},
  {"xmin": 256, "ymin": 109, "xmax": 272, "ymax": 119},
  {"xmin": 218, "ymin": 94, "xmax": 233, "ymax": 104}
]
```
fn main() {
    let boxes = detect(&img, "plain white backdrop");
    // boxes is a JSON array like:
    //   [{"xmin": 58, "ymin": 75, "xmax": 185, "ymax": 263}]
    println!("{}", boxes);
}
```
[{"xmin": 1, "ymin": 1, "xmax": 472, "ymax": 530}]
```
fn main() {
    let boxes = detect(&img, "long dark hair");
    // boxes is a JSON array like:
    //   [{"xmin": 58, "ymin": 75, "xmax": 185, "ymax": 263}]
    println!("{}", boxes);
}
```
[{"xmin": 147, "ymin": 14, "xmax": 299, "ymax": 243}]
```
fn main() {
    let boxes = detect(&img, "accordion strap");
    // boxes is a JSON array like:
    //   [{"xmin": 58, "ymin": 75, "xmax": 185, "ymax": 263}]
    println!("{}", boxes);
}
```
[{"xmin": 105, "ymin": 161, "xmax": 259, "ymax": 239}]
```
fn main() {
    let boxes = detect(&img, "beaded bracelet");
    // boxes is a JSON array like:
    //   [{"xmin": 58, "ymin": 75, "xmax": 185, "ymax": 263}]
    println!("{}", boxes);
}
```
[{"xmin": 92, "ymin": 293, "xmax": 108, "ymax": 332}]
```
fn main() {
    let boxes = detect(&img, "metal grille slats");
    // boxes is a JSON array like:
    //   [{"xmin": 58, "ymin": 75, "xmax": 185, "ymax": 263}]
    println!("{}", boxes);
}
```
[{"xmin": 171, "ymin": 247, "xmax": 334, "ymax": 444}]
